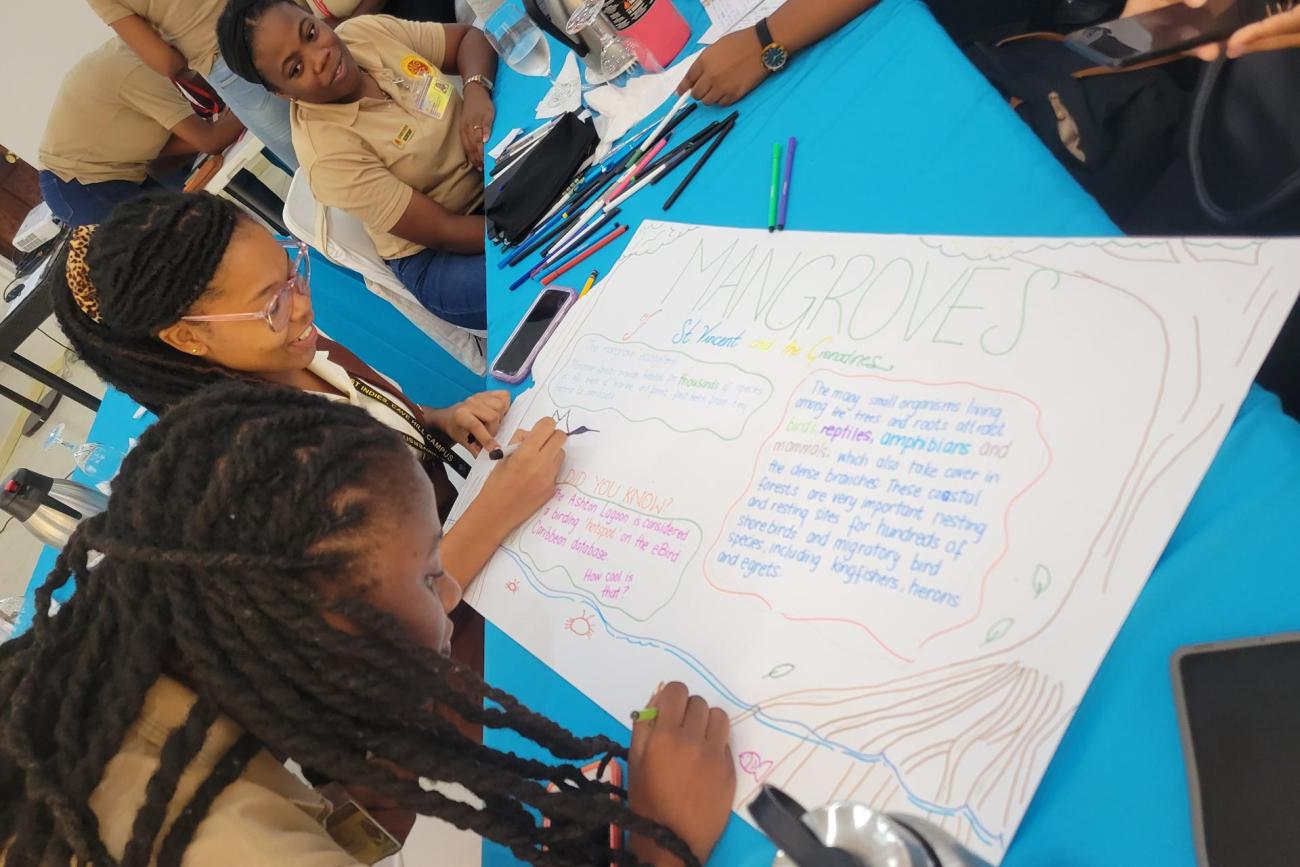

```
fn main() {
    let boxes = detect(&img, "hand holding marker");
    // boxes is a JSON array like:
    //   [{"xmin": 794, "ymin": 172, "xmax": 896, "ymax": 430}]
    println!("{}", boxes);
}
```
[{"xmin": 492, "ymin": 423, "xmax": 598, "ymax": 461}]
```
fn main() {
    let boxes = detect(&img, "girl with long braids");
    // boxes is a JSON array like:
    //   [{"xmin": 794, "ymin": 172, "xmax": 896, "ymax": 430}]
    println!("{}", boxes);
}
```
[
  {"xmin": 50, "ymin": 189, "xmax": 552, "ymax": 599},
  {"xmin": 0, "ymin": 384, "xmax": 735, "ymax": 866}
]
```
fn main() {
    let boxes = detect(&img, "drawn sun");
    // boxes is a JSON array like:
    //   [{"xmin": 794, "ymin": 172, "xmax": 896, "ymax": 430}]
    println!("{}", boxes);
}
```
[
  {"xmin": 564, "ymin": 610, "xmax": 596, "ymax": 639},
  {"xmin": 505, "ymin": 579, "xmax": 519, "ymax": 594}
]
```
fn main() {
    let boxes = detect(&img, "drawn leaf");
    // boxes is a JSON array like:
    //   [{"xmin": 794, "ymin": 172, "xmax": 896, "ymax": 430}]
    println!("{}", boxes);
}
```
[
  {"xmin": 1032, "ymin": 565, "xmax": 1051, "ymax": 598},
  {"xmin": 984, "ymin": 618, "xmax": 1014, "ymax": 645}
]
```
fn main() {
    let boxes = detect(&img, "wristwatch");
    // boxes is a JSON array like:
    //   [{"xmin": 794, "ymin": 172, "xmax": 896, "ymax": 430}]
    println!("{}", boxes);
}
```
[
  {"xmin": 755, "ymin": 18, "xmax": 789, "ymax": 73},
  {"xmin": 464, "ymin": 74, "xmax": 495, "ymax": 95}
]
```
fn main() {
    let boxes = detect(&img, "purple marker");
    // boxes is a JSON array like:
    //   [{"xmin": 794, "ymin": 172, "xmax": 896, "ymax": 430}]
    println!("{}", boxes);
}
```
[{"xmin": 777, "ymin": 137, "xmax": 797, "ymax": 231}]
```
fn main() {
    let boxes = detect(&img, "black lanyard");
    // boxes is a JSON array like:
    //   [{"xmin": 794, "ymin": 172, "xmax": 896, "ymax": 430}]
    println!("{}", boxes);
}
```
[{"xmin": 350, "ymin": 377, "xmax": 470, "ymax": 478}]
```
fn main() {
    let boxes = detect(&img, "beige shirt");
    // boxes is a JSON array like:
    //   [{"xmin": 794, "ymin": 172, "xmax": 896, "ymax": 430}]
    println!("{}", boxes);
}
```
[
  {"xmin": 296, "ymin": 0, "xmax": 364, "ymax": 17},
  {"xmin": 310, "ymin": 350, "xmax": 427, "ymax": 446},
  {"xmin": 87, "ymin": 676, "xmax": 360, "ymax": 865},
  {"xmin": 291, "ymin": 15, "xmax": 485, "ymax": 260},
  {"xmin": 86, "ymin": 0, "xmax": 226, "ymax": 75},
  {"xmin": 39, "ymin": 38, "xmax": 194, "ymax": 184}
]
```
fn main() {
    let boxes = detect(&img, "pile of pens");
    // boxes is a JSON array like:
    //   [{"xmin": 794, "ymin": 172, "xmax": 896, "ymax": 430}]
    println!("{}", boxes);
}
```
[
  {"xmin": 498, "ymin": 93, "xmax": 741, "ymax": 292},
  {"xmin": 769, "ymin": 137, "xmax": 797, "ymax": 232}
]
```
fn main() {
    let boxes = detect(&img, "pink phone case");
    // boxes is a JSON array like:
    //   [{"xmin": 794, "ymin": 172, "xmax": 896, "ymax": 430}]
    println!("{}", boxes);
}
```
[{"xmin": 490, "ymin": 286, "xmax": 577, "ymax": 384}]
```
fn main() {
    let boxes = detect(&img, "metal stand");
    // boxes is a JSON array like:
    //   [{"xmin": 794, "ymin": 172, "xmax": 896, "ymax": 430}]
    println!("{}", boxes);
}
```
[
  {"xmin": 5, "ymin": 353, "xmax": 99, "ymax": 412},
  {"xmin": 0, "ymin": 385, "xmax": 61, "ymax": 436}
]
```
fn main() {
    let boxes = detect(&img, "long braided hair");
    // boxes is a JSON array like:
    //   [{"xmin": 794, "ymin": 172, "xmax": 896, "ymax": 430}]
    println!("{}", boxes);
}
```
[
  {"xmin": 0, "ymin": 384, "xmax": 696, "ymax": 866},
  {"xmin": 48, "ymin": 191, "xmax": 251, "ymax": 416}
]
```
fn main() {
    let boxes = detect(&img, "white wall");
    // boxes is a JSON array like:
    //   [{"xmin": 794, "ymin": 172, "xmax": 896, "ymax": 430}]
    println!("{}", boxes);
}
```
[{"xmin": 0, "ymin": 3, "xmax": 119, "ymax": 165}]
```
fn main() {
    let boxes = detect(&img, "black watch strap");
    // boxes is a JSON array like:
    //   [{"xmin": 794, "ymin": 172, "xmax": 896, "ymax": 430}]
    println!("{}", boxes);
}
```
[{"xmin": 756, "ymin": 16, "xmax": 774, "ymax": 48}]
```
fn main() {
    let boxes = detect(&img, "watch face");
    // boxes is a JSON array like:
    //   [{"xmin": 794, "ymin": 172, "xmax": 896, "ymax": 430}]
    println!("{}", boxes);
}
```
[{"xmin": 762, "ymin": 45, "xmax": 788, "ymax": 71}]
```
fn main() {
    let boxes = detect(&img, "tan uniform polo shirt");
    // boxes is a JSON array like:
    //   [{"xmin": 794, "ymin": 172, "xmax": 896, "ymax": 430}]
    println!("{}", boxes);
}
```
[
  {"xmin": 297, "ymin": 0, "xmax": 365, "ymax": 17},
  {"xmin": 292, "ymin": 15, "xmax": 485, "ymax": 261},
  {"xmin": 86, "ymin": 676, "xmax": 360, "ymax": 866},
  {"xmin": 86, "ymin": 0, "xmax": 226, "ymax": 75},
  {"xmin": 38, "ymin": 38, "xmax": 195, "ymax": 185}
]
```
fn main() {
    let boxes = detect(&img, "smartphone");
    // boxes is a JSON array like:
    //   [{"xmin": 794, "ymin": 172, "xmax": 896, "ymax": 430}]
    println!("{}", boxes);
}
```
[
  {"xmin": 489, "ymin": 286, "xmax": 577, "ymax": 384},
  {"xmin": 1171, "ymin": 632, "xmax": 1300, "ymax": 867},
  {"xmin": 543, "ymin": 758, "xmax": 624, "ymax": 854},
  {"xmin": 1065, "ymin": 0, "xmax": 1266, "ymax": 67}
]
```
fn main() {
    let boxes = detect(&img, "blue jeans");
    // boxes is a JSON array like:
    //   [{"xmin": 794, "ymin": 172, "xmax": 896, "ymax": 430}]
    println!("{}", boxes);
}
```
[
  {"xmin": 209, "ymin": 56, "xmax": 299, "ymax": 172},
  {"xmin": 39, "ymin": 171, "xmax": 157, "ymax": 227},
  {"xmin": 387, "ymin": 248, "xmax": 487, "ymax": 330}
]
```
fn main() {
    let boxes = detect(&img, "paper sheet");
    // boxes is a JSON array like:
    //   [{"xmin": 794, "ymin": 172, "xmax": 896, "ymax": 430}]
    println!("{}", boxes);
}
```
[
  {"xmin": 488, "ymin": 127, "xmax": 523, "ymax": 160},
  {"xmin": 535, "ymin": 52, "xmax": 582, "ymax": 119},
  {"xmin": 585, "ymin": 51, "xmax": 702, "ymax": 159},
  {"xmin": 450, "ymin": 223, "xmax": 1300, "ymax": 863},
  {"xmin": 700, "ymin": 0, "xmax": 787, "ymax": 44}
]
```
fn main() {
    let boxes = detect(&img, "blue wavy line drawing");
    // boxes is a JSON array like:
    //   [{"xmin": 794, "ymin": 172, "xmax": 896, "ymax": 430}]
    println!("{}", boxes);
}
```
[{"xmin": 496, "ymin": 548, "xmax": 1007, "ymax": 850}]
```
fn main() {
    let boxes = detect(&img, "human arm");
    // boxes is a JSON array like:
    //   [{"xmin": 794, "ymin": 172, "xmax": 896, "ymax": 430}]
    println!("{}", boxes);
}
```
[
  {"xmin": 389, "ymin": 194, "xmax": 487, "ymax": 254},
  {"xmin": 678, "ymin": 0, "xmax": 880, "ymax": 105},
  {"xmin": 1121, "ymin": 0, "xmax": 1300, "ymax": 58},
  {"xmin": 627, "ymin": 682, "xmax": 737, "ymax": 867},
  {"xmin": 421, "ymin": 390, "xmax": 511, "ymax": 456},
  {"xmin": 439, "ymin": 418, "xmax": 567, "ymax": 590},
  {"xmin": 440, "ymin": 25, "xmax": 499, "ymax": 169},
  {"xmin": 307, "ymin": 140, "xmax": 486, "ymax": 253},
  {"xmin": 156, "ymin": 135, "xmax": 199, "ymax": 158},
  {"xmin": 306, "ymin": 0, "xmax": 389, "ymax": 24},
  {"xmin": 104, "ymin": 12, "xmax": 190, "ymax": 78},
  {"xmin": 1225, "ymin": 6, "xmax": 1300, "ymax": 56},
  {"xmin": 167, "ymin": 112, "xmax": 246, "ymax": 156}
]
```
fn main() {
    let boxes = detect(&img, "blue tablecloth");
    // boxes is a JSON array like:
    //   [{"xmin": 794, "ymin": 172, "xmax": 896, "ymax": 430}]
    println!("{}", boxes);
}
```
[{"xmin": 482, "ymin": 1, "xmax": 1300, "ymax": 865}]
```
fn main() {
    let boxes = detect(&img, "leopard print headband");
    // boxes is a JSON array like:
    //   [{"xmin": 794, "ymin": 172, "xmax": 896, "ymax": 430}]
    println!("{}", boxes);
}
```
[{"xmin": 66, "ymin": 225, "xmax": 103, "ymax": 324}]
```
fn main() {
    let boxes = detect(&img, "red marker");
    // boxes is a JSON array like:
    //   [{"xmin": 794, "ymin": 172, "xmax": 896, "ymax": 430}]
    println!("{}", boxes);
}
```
[{"xmin": 540, "ymin": 224, "xmax": 629, "ymax": 286}]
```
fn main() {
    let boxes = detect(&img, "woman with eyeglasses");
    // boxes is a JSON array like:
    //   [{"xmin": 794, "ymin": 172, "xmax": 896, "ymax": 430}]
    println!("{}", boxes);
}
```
[{"xmin": 49, "ymin": 190, "xmax": 560, "ymax": 607}]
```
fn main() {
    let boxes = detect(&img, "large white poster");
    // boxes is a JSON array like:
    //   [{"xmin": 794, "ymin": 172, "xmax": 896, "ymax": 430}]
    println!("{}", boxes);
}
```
[{"xmin": 451, "ymin": 223, "xmax": 1300, "ymax": 861}]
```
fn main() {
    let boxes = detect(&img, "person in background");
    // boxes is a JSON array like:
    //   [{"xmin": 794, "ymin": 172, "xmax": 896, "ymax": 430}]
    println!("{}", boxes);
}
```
[
  {"xmin": 679, "ymin": 0, "xmax": 879, "ymax": 105},
  {"xmin": 1118, "ymin": 0, "xmax": 1300, "ymax": 58},
  {"xmin": 0, "ymin": 384, "xmax": 736, "ymax": 866},
  {"xmin": 38, "ymin": 39, "xmax": 244, "ymax": 227},
  {"xmin": 218, "ymin": 0, "xmax": 495, "ymax": 330},
  {"xmin": 87, "ymin": 0, "xmax": 299, "ymax": 170},
  {"xmin": 47, "ymin": 191, "xmax": 540, "ymax": 603}
]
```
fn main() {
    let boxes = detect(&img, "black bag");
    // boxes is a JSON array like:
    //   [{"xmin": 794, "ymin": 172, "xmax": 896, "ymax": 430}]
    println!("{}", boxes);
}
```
[
  {"xmin": 1187, "ymin": 49, "xmax": 1300, "ymax": 227},
  {"xmin": 965, "ymin": 33, "xmax": 1194, "ymax": 222},
  {"xmin": 485, "ymin": 112, "xmax": 598, "ymax": 245}
]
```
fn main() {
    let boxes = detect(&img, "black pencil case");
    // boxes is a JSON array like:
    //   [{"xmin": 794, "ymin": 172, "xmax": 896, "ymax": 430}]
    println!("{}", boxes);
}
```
[{"xmin": 486, "ymin": 112, "xmax": 598, "ymax": 246}]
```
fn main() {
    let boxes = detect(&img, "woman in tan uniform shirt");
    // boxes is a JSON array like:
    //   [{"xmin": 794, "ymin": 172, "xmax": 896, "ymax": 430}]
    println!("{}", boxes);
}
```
[
  {"xmin": 0, "ymin": 385, "xmax": 736, "ymax": 866},
  {"xmin": 219, "ymin": 0, "xmax": 497, "ymax": 330},
  {"xmin": 38, "ymin": 38, "xmax": 243, "ymax": 227}
]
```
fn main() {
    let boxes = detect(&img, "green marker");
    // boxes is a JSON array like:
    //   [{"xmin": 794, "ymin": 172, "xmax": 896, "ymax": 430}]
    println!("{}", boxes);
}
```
[{"xmin": 768, "ymin": 142, "xmax": 782, "ymax": 232}]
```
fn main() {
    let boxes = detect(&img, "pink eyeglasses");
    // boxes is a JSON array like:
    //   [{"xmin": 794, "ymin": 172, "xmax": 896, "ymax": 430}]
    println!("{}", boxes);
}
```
[{"xmin": 182, "ymin": 240, "xmax": 310, "ymax": 334}]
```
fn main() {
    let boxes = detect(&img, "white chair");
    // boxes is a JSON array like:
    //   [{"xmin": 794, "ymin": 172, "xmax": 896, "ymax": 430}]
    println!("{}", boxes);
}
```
[{"xmin": 283, "ymin": 169, "xmax": 487, "ymax": 374}]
